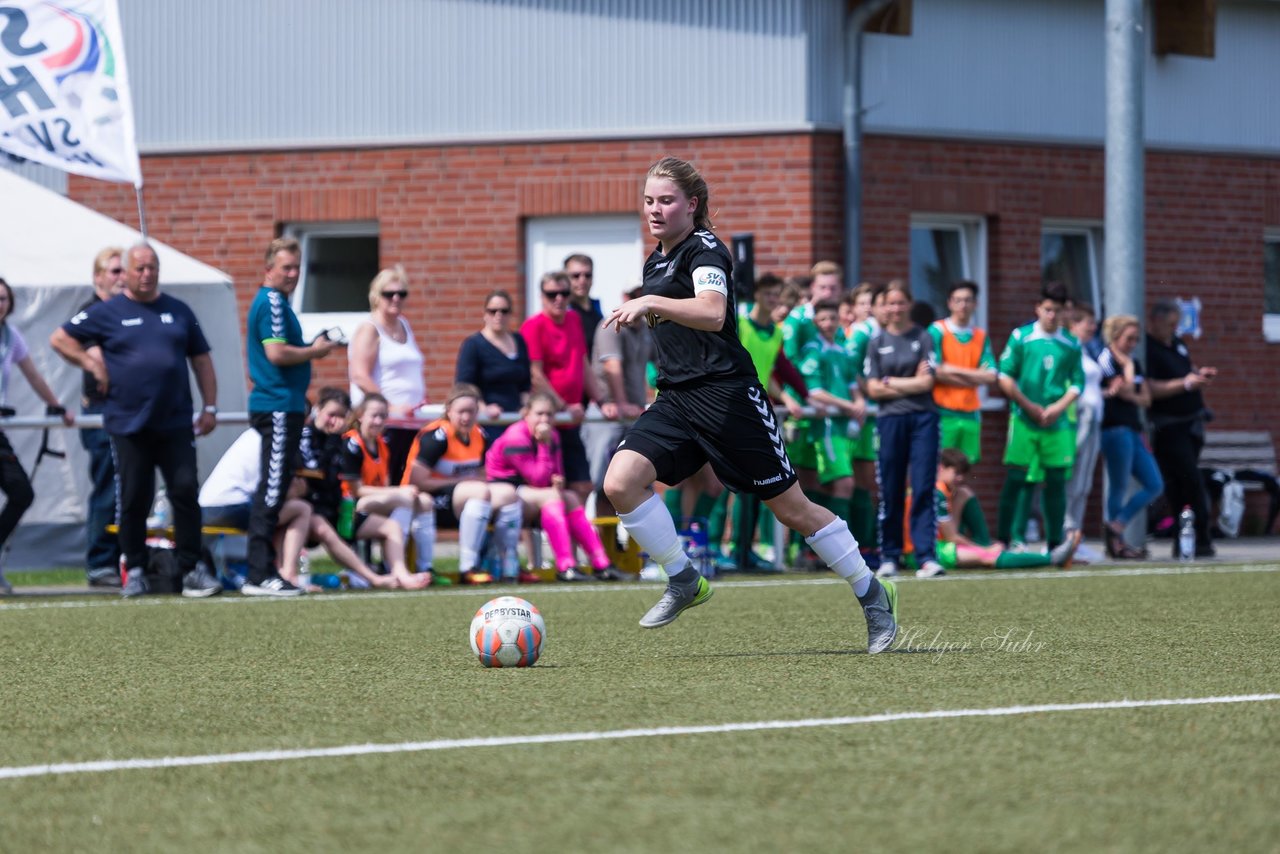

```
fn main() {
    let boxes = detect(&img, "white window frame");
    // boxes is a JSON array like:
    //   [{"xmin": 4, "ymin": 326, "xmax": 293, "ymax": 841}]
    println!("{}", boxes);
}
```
[
  {"xmin": 1264, "ymin": 229, "xmax": 1280, "ymax": 343},
  {"xmin": 909, "ymin": 214, "xmax": 998, "ymax": 409},
  {"xmin": 283, "ymin": 221, "xmax": 380, "ymax": 343},
  {"xmin": 524, "ymin": 215, "xmax": 645, "ymax": 319},
  {"xmin": 1041, "ymin": 220, "xmax": 1105, "ymax": 315}
]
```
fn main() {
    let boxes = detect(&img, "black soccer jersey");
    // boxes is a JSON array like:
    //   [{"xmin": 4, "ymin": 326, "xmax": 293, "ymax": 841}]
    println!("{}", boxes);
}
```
[
  {"xmin": 642, "ymin": 229, "xmax": 757, "ymax": 387},
  {"xmin": 298, "ymin": 424, "xmax": 343, "ymax": 519}
]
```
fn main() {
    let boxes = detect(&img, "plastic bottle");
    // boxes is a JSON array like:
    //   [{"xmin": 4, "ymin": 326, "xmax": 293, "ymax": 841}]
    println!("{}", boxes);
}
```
[
  {"xmin": 297, "ymin": 551, "xmax": 312, "ymax": 588},
  {"xmin": 1178, "ymin": 506, "xmax": 1196, "ymax": 561},
  {"xmin": 337, "ymin": 495, "xmax": 356, "ymax": 539},
  {"xmin": 312, "ymin": 573, "xmax": 343, "ymax": 589}
]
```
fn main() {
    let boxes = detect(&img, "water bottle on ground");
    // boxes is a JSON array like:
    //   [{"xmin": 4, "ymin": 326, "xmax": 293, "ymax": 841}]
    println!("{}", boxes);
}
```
[
  {"xmin": 297, "ymin": 551, "xmax": 312, "ymax": 588},
  {"xmin": 1178, "ymin": 506, "xmax": 1195, "ymax": 561}
]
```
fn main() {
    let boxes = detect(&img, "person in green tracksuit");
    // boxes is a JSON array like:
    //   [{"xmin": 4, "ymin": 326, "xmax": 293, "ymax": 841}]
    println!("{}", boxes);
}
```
[{"xmin": 996, "ymin": 281, "xmax": 1083, "ymax": 551}]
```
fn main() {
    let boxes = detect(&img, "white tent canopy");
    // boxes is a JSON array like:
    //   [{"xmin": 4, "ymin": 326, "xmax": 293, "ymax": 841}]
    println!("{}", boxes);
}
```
[{"xmin": 0, "ymin": 170, "xmax": 248, "ymax": 570}]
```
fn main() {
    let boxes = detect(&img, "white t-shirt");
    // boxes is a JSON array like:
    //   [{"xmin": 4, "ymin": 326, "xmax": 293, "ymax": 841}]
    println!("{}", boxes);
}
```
[
  {"xmin": 199, "ymin": 429, "xmax": 262, "ymax": 507},
  {"xmin": 0, "ymin": 324, "xmax": 30, "ymax": 406},
  {"xmin": 1079, "ymin": 350, "xmax": 1104, "ymax": 424},
  {"xmin": 350, "ymin": 317, "xmax": 425, "ymax": 410}
]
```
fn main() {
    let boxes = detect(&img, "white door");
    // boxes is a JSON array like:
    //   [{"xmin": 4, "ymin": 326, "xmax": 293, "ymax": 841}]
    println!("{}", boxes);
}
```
[{"xmin": 524, "ymin": 216, "xmax": 645, "ymax": 318}]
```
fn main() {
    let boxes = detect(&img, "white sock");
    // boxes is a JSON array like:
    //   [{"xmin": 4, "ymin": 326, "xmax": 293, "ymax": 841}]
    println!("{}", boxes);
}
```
[
  {"xmin": 617, "ymin": 493, "xmax": 690, "ymax": 575},
  {"xmin": 458, "ymin": 500, "xmax": 492, "ymax": 574},
  {"xmin": 389, "ymin": 505, "xmax": 413, "ymax": 537},
  {"xmin": 806, "ymin": 518, "xmax": 871, "ymax": 596},
  {"xmin": 496, "ymin": 502, "xmax": 523, "ymax": 578},
  {"xmin": 410, "ymin": 511, "xmax": 436, "ymax": 572}
]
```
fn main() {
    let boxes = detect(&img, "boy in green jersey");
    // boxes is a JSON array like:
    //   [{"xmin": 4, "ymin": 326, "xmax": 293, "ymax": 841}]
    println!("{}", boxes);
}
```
[
  {"xmin": 996, "ymin": 282, "xmax": 1084, "ymax": 550},
  {"xmin": 844, "ymin": 283, "xmax": 886, "ymax": 554},
  {"xmin": 799, "ymin": 301, "xmax": 865, "ymax": 538}
]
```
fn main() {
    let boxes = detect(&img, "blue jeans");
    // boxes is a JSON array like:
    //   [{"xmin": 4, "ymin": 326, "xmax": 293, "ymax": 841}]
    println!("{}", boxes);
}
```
[
  {"xmin": 1100, "ymin": 426, "xmax": 1164, "ymax": 526},
  {"xmin": 876, "ymin": 409, "xmax": 940, "ymax": 564},
  {"xmin": 80, "ymin": 424, "xmax": 120, "ymax": 573}
]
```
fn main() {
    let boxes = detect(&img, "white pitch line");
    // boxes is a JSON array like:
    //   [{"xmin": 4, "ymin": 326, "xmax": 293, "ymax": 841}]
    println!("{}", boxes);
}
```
[
  {"xmin": 0, "ymin": 693, "xmax": 1274, "ymax": 781},
  {"xmin": 1, "ymin": 561, "xmax": 1278, "ymax": 613}
]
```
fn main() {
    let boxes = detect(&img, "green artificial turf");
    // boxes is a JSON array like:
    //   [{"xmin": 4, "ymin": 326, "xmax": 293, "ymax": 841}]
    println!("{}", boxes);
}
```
[{"xmin": 1, "ymin": 567, "xmax": 1276, "ymax": 852}]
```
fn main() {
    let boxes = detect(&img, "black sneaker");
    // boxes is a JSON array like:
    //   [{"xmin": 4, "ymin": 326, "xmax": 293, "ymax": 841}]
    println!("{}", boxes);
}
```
[
  {"xmin": 121, "ymin": 569, "xmax": 149, "ymax": 598},
  {"xmin": 242, "ymin": 575, "xmax": 303, "ymax": 597},
  {"xmin": 556, "ymin": 567, "xmax": 590, "ymax": 582},
  {"xmin": 182, "ymin": 563, "xmax": 223, "ymax": 598},
  {"xmin": 593, "ymin": 566, "xmax": 626, "ymax": 582}
]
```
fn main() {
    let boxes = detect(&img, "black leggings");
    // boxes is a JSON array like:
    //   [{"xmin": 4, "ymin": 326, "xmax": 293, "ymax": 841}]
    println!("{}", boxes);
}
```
[{"xmin": 0, "ymin": 432, "xmax": 34, "ymax": 550}]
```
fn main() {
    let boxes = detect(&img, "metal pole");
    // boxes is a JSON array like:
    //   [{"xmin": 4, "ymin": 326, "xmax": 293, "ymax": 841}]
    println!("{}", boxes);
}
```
[
  {"xmin": 843, "ymin": 0, "xmax": 892, "ymax": 289},
  {"xmin": 1104, "ymin": 0, "xmax": 1145, "ymax": 321},
  {"xmin": 1104, "ymin": 0, "xmax": 1147, "ymax": 548}
]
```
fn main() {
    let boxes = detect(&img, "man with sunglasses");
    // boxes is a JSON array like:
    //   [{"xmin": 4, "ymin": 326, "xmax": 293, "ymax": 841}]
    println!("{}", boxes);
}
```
[
  {"xmin": 563, "ymin": 253, "xmax": 604, "ymax": 361},
  {"xmin": 521, "ymin": 271, "xmax": 604, "ymax": 539},
  {"xmin": 77, "ymin": 247, "xmax": 126, "ymax": 587},
  {"xmin": 243, "ymin": 238, "xmax": 337, "ymax": 596}
]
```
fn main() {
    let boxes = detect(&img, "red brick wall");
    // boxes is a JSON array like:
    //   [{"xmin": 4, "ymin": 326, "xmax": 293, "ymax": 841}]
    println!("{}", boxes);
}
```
[
  {"xmin": 69, "ymin": 131, "xmax": 1280, "ymax": 534},
  {"xmin": 861, "ymin": 134, "xmax": 1280, "ymax": 527},
  {"xmin": 68, "ymin": 134, "xmax": 838, "ymax": 396}
]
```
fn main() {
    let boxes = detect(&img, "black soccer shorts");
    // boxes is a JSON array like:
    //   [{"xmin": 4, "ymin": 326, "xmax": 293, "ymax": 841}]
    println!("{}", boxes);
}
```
[{"xmin": 619, "ymin": 378, "xmax": 797, "ymax": 500}]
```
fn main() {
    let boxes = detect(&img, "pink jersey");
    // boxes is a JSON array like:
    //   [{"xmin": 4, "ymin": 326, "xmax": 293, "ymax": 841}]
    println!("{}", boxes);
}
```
[
  {"xmin": 520, "ymin": 311, "xmax": 586, "ymax": 405},
  {"xmin": 484, "ymin": 420, "xmax": 563, "ymax": 487}
]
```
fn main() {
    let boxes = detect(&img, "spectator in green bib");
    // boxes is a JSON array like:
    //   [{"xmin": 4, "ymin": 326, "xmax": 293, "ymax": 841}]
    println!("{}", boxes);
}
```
[
  {"xmin": 996, "ymin": 281, "xmax": 1083, "ymax": 552},
  {"xmin": 929, "ymin": 281, "xmax": 997, "ymax": 463}
]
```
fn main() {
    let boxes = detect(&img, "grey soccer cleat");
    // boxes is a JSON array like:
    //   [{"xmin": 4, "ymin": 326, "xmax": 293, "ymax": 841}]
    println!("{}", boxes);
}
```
[
  {"xmin": 862, "ymin": 578, "xmax": 899, "ymax": 654},
  {"xmin": 639, "ymin": 574, "xmax": 713, "ymax": 628},
  {"xmin": 182, "ymin": 562, "xmax": 223, "ymax": 598}
]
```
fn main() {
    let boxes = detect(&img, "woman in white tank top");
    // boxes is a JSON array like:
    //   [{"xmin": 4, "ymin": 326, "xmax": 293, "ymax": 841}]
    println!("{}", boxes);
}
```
[{"xmin": 349, "ymin": 265, "xmax": 426, "ymax": 483}]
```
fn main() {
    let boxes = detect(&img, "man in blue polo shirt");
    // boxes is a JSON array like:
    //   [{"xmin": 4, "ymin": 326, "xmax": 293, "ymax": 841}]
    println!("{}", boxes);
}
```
[
  {"xmin": 51, "ymin": 243, "xmax": 221, "ymax": 598},
  {"xmin": 242, "ymin": 238, "xmax": 337, "ymax": 597}
]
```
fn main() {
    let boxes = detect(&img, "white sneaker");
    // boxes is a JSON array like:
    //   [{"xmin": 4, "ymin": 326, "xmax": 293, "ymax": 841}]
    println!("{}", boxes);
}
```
[
  {"xmin": 242, "ymin": 575, "xmax": 304, "ymax": 597},
  {"xmin": 875, "ymin": 561, "xmax": 899, "ymax": 579},
  {"xmin": 915, "ymin": 560, "xmax": 946, "ymax": 578}
]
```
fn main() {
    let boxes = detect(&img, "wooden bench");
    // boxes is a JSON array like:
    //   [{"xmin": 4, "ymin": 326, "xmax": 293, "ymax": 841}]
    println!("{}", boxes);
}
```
[{"xmin": 1200, "ymin": 431, "xmax": 1277, "ymax": 490}]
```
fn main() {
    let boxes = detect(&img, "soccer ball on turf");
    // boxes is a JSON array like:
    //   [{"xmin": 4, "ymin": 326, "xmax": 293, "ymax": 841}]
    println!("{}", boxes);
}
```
[{"xmin": 469, "ymin": 596, "xmax": 546, "ymax": 668}]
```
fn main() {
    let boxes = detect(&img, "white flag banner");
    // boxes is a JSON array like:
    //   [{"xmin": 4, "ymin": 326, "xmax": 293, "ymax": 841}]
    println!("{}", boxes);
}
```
[{"xmin": 0, "ymin": 0, "xmax": 141, "ymax": 185}]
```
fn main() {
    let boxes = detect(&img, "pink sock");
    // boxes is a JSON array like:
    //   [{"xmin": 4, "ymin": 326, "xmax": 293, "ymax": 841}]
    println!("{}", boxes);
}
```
[
  {"xmin": 567, "ymin": 507, "xmax": 610, "ymax": 570},
  {"xmin": 540, "ymin": 501, "xmax": 576, "ymax": 571}
]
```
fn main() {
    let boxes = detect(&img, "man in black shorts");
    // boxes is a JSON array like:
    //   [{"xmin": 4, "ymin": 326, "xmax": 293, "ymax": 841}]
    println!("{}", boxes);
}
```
[{"xmin": 603, "ymin": 157, "xmax": 897, "ymax": 653}]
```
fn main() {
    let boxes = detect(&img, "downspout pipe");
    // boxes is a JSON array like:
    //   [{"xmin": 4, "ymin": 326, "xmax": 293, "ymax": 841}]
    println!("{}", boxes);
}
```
[{"xmin": 843, "ymin": 0, "xmax": 892, "ymax": 288}]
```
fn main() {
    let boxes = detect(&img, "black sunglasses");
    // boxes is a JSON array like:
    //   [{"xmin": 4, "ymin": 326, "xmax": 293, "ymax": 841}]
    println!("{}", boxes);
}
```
[
  {"xmin": 381, "ymin": 290, "xmax": 409, "ymax": 300},
  {"xmin": 485, "ymin": 307, "xmax": 512, "ymax": 315},
  {"xmin": 543, "ymin": 289, "xmax": 571, "ymax": 299}
]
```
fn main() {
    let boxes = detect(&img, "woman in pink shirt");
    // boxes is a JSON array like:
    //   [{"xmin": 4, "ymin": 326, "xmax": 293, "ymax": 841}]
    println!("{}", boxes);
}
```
[{"xmin": 485, "ymin": 392, "xmax": 617, "ymax": 582}]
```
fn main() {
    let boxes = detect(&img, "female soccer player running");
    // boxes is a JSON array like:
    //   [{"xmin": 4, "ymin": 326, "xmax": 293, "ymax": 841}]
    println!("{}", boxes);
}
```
[{"xmin": 602, "ymin": 157, "xmax": 898, "ymax": 652}]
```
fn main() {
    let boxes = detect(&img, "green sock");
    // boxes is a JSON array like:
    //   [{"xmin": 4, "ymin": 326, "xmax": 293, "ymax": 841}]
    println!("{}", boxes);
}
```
[
  {"xmin": 851, "ymin": 487, "xmax": 876, "ymax": 547},
  {"xmin": 960, "ymin": 496, "xmax": 992, "ymax": 547},
  {"xmin": 757, "ymin": 506, "xmax": 775, "ymax": 548},
  {"xmin": 663, "ymin": 488, "xmax": 683, "ymax": 520},
  {"xmin": 828, "ymin": 496, "xmax": 852, "ymax": 531},
  {"xmin": 997, "ymin": 470, "xmax": 1027, "ymax": 545},
  {"xmin": 692, "ymin": 493, "xmax": 718, "ymax": 524},
  {"xmin": 706, "ymin": 491, "xmax": 730, "ymax": 553},
  {"xmin": 994, "ymin": 551, "xmax": 1052, "ymax": 569},
  {"xmin": 1043, "ymin": 467, "xmax": 1068, "ymax": 548}
]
